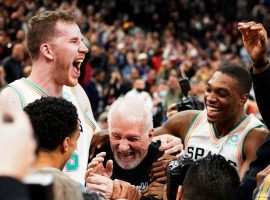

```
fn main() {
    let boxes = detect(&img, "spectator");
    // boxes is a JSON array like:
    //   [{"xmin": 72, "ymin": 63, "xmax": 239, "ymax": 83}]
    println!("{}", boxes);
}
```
[
  {"xmin": 126, "ymin": 78, "xmax": 153, "ymax": 112},
  {"xmin": 2, "ymin": 43, "xmax": 24, "ymax": 83}
]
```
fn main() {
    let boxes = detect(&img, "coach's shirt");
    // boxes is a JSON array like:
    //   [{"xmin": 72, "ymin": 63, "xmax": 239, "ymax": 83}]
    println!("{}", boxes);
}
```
[{"xmin": 94, "ymin": 141, "xmax": 164, "ymax": 190}]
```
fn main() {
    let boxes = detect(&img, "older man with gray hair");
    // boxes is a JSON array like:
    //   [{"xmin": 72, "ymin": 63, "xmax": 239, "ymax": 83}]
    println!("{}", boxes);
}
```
[{"xmin": 85, "ymin": 95, "xmax": 177, "ymax": 199}]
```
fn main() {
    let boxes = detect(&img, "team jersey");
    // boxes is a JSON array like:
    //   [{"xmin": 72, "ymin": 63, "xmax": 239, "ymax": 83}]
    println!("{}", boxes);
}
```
[
  {"xmin": 8, "ymin": 78, "xmax": 99, "ymax": 185},
  {"xmin": 184, "ymin": 110, "xmax": 265, "ymax": 172}
]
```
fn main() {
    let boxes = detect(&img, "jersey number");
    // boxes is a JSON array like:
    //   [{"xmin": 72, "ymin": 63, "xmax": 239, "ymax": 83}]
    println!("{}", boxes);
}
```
[{"xmin": 65, "ymin": 153, "xmax": 79, "ymax": 171}]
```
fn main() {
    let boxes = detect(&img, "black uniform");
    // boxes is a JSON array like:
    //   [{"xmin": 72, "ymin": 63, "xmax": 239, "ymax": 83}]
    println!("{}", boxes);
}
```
[{"xmin": 94, "ymin": 141, "xmax": 164, "ymax": 190}]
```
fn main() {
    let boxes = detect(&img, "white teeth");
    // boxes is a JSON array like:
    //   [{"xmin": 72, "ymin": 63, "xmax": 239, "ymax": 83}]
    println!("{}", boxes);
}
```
[
  {"xmin": 74, "ymin": 58, "xmax": 84, "ymax": 63},
  {"xmin": 207, "ymin": 106, "xmax": 220, "ymax": 113}
]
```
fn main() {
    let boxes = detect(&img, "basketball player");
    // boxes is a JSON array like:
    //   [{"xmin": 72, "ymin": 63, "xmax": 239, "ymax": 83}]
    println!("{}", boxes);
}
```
[{"xmin": 156, "ymin": 63, "xmax": 269, "ymax": 179}]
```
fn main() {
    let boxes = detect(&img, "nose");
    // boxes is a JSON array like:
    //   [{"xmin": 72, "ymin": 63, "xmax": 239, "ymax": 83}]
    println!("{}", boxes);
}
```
[
  {"xmin": 118, "ymin": 139, "xmax": 130, "ymax": 152},
  {"xmin": 206, "ymin": 92, "xmax": 217, "ymax": 103},
  {"xmin": 79, "ymin": 40, "xmax": 89, "ymax": 54}
]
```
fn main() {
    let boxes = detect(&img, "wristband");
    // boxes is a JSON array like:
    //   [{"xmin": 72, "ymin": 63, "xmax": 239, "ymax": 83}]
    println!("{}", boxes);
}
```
[{"xmin": 252, "ymin": 59, "xmax": 269, "ymax": 68}]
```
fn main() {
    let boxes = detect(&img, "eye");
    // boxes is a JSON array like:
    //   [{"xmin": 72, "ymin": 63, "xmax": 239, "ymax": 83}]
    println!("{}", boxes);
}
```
[
  {"xmin": 112, "ymin": 134, "xmax": 121, "ymax": 140},
  {"xmin": 205, "ymin": 87, "xmax": 211, "ymax": 93},
  {"xmin": 128, "ymin": 137, "xmax": 139, "ymax": 142}
]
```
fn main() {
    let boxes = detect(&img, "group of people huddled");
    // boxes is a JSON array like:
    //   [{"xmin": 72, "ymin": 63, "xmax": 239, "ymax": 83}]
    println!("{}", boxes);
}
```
[{"xmin": 0, "ymin": 1, "xmax": 270, "ymax": 200}]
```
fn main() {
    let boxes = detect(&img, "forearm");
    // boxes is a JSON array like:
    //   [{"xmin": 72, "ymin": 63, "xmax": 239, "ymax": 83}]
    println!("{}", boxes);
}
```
[{"xmin": 251, "ymin": 65, "xmax": 270, "ymax": 130}]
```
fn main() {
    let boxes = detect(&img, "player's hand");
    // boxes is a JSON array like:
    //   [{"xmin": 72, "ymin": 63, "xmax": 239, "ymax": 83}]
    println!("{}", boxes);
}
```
[
  {"xmin": 256, "ymin": 164, "xmax": 270, "ymax": 187},
  {"xmin": 141, "ymin": 181, "xmax": 165, "ymax": 199},
  {"xmin": 89, "ymin": 130, "xmax": 109, "ymax": 159},
  {"xmin": 112, "ymin": 179, "xmax": 141, "ymax": 200},
  {"xmin": 151, "ymin": 154, "xmax": 176, "ymax": 182},
  {"xmin": 153, "ymin": 134, "xmax": 183, "ymax": 155},
  {"xmin": 86, "ymin": 173, "xmax": 113, "ymax": 200},
  {"xmin": 238, "ymin": 22, "xmax": 268, "ymax": 64},
  {"xmin": 0, "ymin": 107, "xmax": 36, "ymax": 180},
  {"xmin": 86, "ymin": 152, "xmax": 113, "ymax": 179}
]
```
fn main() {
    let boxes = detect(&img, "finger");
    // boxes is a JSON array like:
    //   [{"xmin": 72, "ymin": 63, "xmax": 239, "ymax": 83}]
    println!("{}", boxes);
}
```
[
  {"xmin": 112, "ymin": 179, "xmax": 121, "ymax": 199},
  {"xmin": 152, "ymin": 159, "xmax": 164, "ymax": 168},
  {"xmin": 151, "ymin": 171, "xmax": 166, "ymax": 181},
  {"xmin": 155, "ymin": 176, "xmax": 167, "ymax": 183},
  {"xmin": 152, "ymin": 163, "xmax": 167, "ymax": 173},
  {"xmin": 119, "ymin": 182, "xmax": 131, "ymax": 198},
  {"xmin": 106, "ymin": 159, "xmax": 114, "ymax": 177},
  {"xmin": 86, "ymin": 183, "xmax": 107, "ymax": 193},
  {"xmin": 164, "ymin": 144, "xmax": 183, "ymax": 155},
  {"xmin": 96, "ymin": 152, "xmax": 106, "ymax": 158}
]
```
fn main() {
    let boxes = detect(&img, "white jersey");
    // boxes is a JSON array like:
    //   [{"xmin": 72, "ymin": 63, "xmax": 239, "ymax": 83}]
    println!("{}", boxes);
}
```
[
  {"xmin": 9, "ymin": 78, "xmax": 99, "ymax": 185},
  {"xmin": 184, "ymin": 110, "xmax": 265, "ymax": 172}
]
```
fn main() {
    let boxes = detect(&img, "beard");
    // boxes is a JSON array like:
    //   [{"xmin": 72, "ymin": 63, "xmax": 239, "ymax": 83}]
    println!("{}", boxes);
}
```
[{"xmin": 113, "ymin": 151, "xmax": 144, "ymax": 170}]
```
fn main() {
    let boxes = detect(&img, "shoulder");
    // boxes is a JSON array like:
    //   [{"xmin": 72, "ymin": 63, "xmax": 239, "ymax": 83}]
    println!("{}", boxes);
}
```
[
  {"xmin": 156, "ymin": 110, "xmax": 201, "ymax": 138},
  {"xmin": 0, "ymin": 85, "xmax": 23, "ymax": 110}
]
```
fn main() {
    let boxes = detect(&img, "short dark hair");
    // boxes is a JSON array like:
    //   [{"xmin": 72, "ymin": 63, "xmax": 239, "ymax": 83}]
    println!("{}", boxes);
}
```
[
  {"xmin": 217, "ymin": 64, "xmax": 252, "ymax": 95},
  {"xmin": 27, "ymin": 10, "xmax": 76, "ymax": 59},
  {"xmin": 182, "ymin": 154, "xmax": 240, "ymax": 200},
  {"xmin": 24, "ymin": 97, "xmax": 78, "ymax": 151}
]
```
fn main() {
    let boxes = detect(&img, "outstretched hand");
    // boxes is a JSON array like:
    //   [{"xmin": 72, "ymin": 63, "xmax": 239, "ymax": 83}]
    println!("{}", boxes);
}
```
[
  {"xmin": 238, "ymin": 22, "xmax": 268, "ymax": 63},
  {"xmin": 85, "ymin": 152, "xmax": 113, "ymax": 180}
]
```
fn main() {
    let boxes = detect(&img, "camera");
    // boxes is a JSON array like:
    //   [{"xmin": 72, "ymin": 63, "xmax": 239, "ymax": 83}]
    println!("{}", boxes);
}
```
[
  {"xmin": 174, "ymin": 78, "xmax": 204, "ymax": 112},
  {"xmin": 166, "ymin": 154, "xmax": 194, "ymax": 200}
]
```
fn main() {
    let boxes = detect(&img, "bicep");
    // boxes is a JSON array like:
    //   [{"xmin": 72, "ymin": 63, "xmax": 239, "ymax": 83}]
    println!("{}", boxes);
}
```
[
  {"xmin": 241, "ymin": 128, "xmax": 269, "ymax": 180},
  {"xmin": 154, "ymin": 110, "xmax": 199, "ymax": 139}
]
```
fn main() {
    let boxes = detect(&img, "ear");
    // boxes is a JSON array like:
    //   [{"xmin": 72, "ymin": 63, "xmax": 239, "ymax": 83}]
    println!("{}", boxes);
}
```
[
  {"xmin": 62, "ymin": 137, "xmax": 70, "ymax": 152},
  {"xmin": 40, "ymin": 43, "xmax": 54, "ymax": 60},
  {"xmin": 239, "ymin": 93, "xmax": 248, "ymax": 107},
  {"xmin": 148, "ymin": 128, "xmax": 154, "ymax": 141}
]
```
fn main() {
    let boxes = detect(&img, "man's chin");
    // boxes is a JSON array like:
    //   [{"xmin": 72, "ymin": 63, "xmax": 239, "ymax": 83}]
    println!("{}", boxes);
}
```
[{"xmin": 115, "ymin": 157, "xmax": 141, "ymax": 170}]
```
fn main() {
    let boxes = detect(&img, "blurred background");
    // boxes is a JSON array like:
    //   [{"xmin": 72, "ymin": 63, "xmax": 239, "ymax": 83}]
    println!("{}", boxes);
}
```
[{"xmin": 0, "ymin": 0, "xmax": 268, "ymax": 127}]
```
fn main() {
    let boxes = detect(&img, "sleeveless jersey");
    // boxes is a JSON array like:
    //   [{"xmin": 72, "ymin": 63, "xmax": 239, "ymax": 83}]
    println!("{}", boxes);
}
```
[
  {"xmin": 184, "ymin": 110, "xmax": 265, "ymax": 172},
  {"xmin": 9, "ymin": 78, "xmax": 98, "ymax": 185}
]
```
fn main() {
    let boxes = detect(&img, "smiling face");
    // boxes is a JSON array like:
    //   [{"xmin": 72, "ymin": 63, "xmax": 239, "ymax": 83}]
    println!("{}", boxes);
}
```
[
  {"xmin": 50, "ymin": 21, "xmax": 89, "ymax": 87},
  {"xmin": 204, "ymin": 71, "xmax": 246, "ymax": 125},
  {"xmin": 109, "ymin": 113, "xmax": 153, "ymax": 170}
]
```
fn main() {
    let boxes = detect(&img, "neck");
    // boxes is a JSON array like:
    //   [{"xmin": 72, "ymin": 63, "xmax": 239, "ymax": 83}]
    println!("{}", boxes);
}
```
[
  {"xmin": 28, "ymin": 61, "xmax": 63, "ymax": 97},
  {"xmin": 34, "ymin": 150, "xmax": 65, "ymax": 170},
  {"xmin": 214, "ymin": 112, "xmax": 245, "ymax": 137}
]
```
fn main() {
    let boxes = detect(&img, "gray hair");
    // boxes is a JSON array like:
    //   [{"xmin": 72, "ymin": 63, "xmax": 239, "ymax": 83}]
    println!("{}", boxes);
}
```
[{"xmin": 107, "ymin": 95, "xmax": 153, "ymax": 134}]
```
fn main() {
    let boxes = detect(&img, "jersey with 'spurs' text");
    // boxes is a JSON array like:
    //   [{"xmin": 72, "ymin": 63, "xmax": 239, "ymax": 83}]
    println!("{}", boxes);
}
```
[{"xmin": 184, "ymin": 110, "xmax": 265, "ymax": 172}]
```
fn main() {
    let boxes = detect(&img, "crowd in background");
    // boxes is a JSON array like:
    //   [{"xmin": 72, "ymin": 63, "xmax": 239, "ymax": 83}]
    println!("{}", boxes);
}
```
[{"xmin": 1, "ymin": 0, "xmax": 270, "ymax": 127}]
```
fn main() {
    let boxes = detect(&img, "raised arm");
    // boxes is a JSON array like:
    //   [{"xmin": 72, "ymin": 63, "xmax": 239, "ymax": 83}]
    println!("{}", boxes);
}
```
[{"xmin": 238, "ymin": 22, "xmax": 270, "ymax": 129}]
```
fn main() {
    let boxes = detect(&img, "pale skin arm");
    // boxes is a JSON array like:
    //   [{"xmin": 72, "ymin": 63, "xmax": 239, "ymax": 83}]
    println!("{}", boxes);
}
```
[{"xmin": 239, "ymin": 127, "xmax": 269, "ymax": 180}]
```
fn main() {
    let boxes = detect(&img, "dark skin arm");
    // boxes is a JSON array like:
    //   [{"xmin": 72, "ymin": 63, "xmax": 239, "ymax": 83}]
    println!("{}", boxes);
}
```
[
  {"xmin": 240, "ymin": 127, "xmax": 269, "ymax": 180},
  {"xmin": 155, "ymin": 110, "xmax": 200, "ymax": 140}
]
